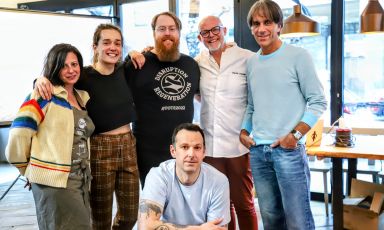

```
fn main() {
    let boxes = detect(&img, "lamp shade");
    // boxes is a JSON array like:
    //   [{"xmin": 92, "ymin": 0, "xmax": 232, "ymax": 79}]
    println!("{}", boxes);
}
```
[
  {"xmin": 360, "ymin": 0, "xmax": 384, "ymax": 33},
  {"xmin": 281, "ymin": 5, "xmax": 320, "ymax": 38}
]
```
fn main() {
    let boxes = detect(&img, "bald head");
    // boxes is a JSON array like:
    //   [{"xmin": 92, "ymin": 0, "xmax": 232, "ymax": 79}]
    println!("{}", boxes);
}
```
[{"xmin": 198, "ymin": 15, "xmax": 222, "ymax": 31}]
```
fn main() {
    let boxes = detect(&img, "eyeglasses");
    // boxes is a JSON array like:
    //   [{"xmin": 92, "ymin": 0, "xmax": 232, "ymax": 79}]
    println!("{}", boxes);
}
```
[
  {"xmin": 155, "ymin": 26, "xmax": 178, "ymax": 34},
  {"xmin": 199, "ymin": 26, "xmax": 223, "ymax": 38}
]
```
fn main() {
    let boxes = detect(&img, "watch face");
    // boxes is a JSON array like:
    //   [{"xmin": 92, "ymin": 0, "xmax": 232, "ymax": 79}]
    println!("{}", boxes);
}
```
[{"xmin": 291, "ymin": 130, "xmax": 302, "ymax": 140}]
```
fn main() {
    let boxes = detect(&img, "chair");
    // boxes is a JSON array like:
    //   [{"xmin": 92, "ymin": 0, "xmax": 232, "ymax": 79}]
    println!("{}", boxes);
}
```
[
  {"xmin": 378, "ymin": 171, "xmax": 384, "ymax": 184},
  {"xmin": 342, "ymin": 159, "xmax": 381, "ymax": 184},
  {"xmin": 308, "ymin": 158, "xmax": 332, "ymax": 216}
]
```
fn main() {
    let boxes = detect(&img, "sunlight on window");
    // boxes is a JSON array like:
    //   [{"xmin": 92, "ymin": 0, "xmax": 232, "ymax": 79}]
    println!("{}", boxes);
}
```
[
  {"xmin": 178, "ymin": 0, "xmax": 234, "ymax": 58},
  {"xmin": 0, "ymin": 10, "xmax": 110, "ymax": 122},
  {"xmin": 344, "ymin": 0, "xmax": 384, "ymax": 128},
  {"xmin": 120, "ymin": 0, "xmax": 169, "ymax": 54}
]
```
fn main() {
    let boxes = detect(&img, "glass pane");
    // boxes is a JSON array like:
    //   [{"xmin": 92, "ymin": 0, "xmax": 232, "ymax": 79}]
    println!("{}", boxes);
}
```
[
  {"xmin": 120, "ymin": 0, "xmax": 169, "ymax": 54},
  {"xmin": 280, "ymin": 1, "xmax": 332, "ymax": 128},
  {"xmin": 72, "ymin": 5, "xmax": 113, "ymax": 17},
  {"xmin": 344, "ymin": 0, "xmax": 384, "ymax": 129},
  {"xmin": 177, "ymin": 0, "xmax": 234, "ymax": 58}
]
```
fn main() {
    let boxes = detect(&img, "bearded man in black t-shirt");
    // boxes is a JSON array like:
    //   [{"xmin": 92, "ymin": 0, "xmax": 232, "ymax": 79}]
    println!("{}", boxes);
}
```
[{"xmin": 125, "ymin": 12, "xmax": 200, "ymax": 186}]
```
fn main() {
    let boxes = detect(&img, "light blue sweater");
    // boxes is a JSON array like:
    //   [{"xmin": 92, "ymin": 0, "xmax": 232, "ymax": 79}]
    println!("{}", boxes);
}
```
[{"xmin": 241, "ymin": 42, "xmax": 327, "ymax": 145}]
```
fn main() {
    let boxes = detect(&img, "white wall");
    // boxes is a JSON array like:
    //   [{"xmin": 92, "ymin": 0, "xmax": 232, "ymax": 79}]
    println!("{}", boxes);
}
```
[{"xmin": 0, "ymin": 9, "xmax": 111, "ymax": 122}]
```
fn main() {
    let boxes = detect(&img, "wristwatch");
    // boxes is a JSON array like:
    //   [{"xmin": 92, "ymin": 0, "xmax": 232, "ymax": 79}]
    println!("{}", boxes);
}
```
[{"xmin": 290, "ymin": 129, "xmax": 303, "ymax": 141}]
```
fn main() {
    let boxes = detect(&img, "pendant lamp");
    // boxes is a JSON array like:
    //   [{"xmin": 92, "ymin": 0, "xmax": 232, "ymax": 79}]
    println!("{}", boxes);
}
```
[
  {"xmin": 360, "ymin": 0, "xmax": 384, "ymax": 33},
  {"xmin": 281, "ymin": 5, "xmax": 320, "ymax": 38}
]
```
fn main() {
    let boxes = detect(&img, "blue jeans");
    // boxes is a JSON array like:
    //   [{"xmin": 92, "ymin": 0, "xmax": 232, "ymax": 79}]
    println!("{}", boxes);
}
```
[{"xmin": 250, "ymin": 144, "xmax": 314, "ymax": 230}]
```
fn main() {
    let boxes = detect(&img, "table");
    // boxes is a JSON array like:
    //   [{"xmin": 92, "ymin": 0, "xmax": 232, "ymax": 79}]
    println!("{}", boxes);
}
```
[{"xmin": 306, "ymin": 135, "xmax": 384, "ymax": 230}]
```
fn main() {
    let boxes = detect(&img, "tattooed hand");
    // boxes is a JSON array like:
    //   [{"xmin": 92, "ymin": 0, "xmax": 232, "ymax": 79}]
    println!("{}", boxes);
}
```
[{"xmin": 137, "ymin": 199, "xmax": 228, "ymax": 230}]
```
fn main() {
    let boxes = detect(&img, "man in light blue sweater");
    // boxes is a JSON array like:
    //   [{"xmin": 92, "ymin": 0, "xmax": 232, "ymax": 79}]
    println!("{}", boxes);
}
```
[{"xmin": 239, "ymin": 1, "xmax": 327, "ymax": 230}]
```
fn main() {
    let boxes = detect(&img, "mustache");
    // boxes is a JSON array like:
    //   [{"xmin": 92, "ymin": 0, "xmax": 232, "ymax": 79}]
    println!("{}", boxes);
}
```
[
  {"xmin": 155, "ymin": 36, "xmax": 180, "ymax": 62},
  {"xmin": 161, "ymin": 35, "xmax": 176, "ymax": 41}
]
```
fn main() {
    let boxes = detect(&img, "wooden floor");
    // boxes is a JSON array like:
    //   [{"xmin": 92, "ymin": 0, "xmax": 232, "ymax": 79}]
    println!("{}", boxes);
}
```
[
  {"xmin": 0, "ymin": 164, "xmax": 38, "ymax": 230},
  {"xmin": 0, "ymin": 163, "xmax": 333, "ymax": 229}
]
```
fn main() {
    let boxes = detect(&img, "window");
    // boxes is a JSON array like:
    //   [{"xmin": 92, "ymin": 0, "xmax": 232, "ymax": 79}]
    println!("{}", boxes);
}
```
[
  {"xmin": 0, "ymin": 9, "xmax": 111, "ymax": 122},
  {"xmin": 72, "ymin": 5, "xmax": 114, "ymax": 17},
  {"xmin": 120, "ymin": 0, "xmax": 169, "ymax": 54},
  {"xmin": 177, "ymin": 0, "xmax": 234, "ymax": 58},
  {"xmin": 343, "ymin": 0, "xmax": 384, "ymax": 129}
]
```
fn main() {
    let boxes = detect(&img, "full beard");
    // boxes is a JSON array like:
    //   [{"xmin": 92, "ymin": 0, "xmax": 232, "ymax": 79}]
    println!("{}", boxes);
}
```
[{"xmin": 155, "ymin": 36, "xmax": 180, "ymax": 62}]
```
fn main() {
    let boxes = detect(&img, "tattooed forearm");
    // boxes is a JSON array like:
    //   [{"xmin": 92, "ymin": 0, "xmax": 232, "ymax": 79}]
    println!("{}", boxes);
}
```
[
  {"xmin": 154, "ymin": 223, "xmax": 185, "ymax": 230},
  {"xmin": 139, "ymin": 200, "xmax": 162, "ymax": 217},
  {"xmin": 138, "ymin": 200, "xmax": 191, "ymax": 230},
  {"xmin": 139, "ymin": 200, "xmax": 162, "ymax": 215},
  {"xmin": 154, "ymin": 225, "xmax": 170, "ymax": 230}
]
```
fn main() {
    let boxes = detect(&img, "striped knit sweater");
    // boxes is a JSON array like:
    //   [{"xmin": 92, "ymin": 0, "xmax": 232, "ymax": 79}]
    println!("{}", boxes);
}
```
[{"xmin": 5, "ymin": 86, "xmax": 90, "ymax": 188}]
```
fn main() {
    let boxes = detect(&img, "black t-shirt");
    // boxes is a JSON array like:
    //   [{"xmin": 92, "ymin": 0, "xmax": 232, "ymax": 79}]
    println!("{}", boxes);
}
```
[
  {"xmin": 125, "ymin": 52, "xmax": 200, "ymax": 152},
  {"xmin": 76, "ymin": 64, "xmax": 136, "ymax": 134}
]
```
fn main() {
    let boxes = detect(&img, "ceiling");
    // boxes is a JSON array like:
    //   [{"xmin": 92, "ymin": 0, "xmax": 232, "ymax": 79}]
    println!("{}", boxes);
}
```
[
  {"xmin": 0, "ymin": 0, "xmax": 44, "ymax": 8},
  {"xmin": 0, "ymin": 0, "xmax": 361, "ymax": 21},
  {"xmin": 0, "ymin": 0, "xmax": 119, "ymax": 11}
]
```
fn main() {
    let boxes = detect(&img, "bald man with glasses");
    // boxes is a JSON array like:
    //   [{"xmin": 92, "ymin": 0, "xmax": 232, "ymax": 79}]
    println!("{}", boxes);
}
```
[{"xmin": 195, "ymin": 15, "xmax": 259, "ymax": 230}]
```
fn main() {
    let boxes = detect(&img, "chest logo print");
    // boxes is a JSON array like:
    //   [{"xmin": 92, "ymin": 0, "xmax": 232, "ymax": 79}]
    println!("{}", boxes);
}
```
[
  {"xmin": 162, "ymin": 74, "xmax": 185, "ymax": 94},
  {"xmin": 154, "ymin": 67, "xmax": 191, "ymax": 101}
]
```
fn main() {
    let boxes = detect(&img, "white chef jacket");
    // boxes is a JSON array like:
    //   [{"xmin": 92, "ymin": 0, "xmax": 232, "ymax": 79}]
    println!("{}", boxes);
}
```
[{"xmin": 195, "ymin": 42, "xmax": 254, "ymax": 157}]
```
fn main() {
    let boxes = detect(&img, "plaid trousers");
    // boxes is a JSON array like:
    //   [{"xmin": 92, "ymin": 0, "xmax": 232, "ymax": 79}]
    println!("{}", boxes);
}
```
[{"xmin": 90, "ymin": 131, "xmax": 139, "ymax": 230}]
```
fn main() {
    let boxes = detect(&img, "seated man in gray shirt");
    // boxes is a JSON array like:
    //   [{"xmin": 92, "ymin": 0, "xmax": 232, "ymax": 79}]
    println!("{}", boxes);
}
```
[{"xmin": 138, "ymin": 123, "xmax": 230, "ymax": 230}]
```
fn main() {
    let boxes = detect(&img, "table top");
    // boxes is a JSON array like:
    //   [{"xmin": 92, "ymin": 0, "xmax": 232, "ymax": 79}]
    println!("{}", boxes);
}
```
[{"xmin": 306, "ymin": 135, "xmax": 384, "ymax": 160}]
